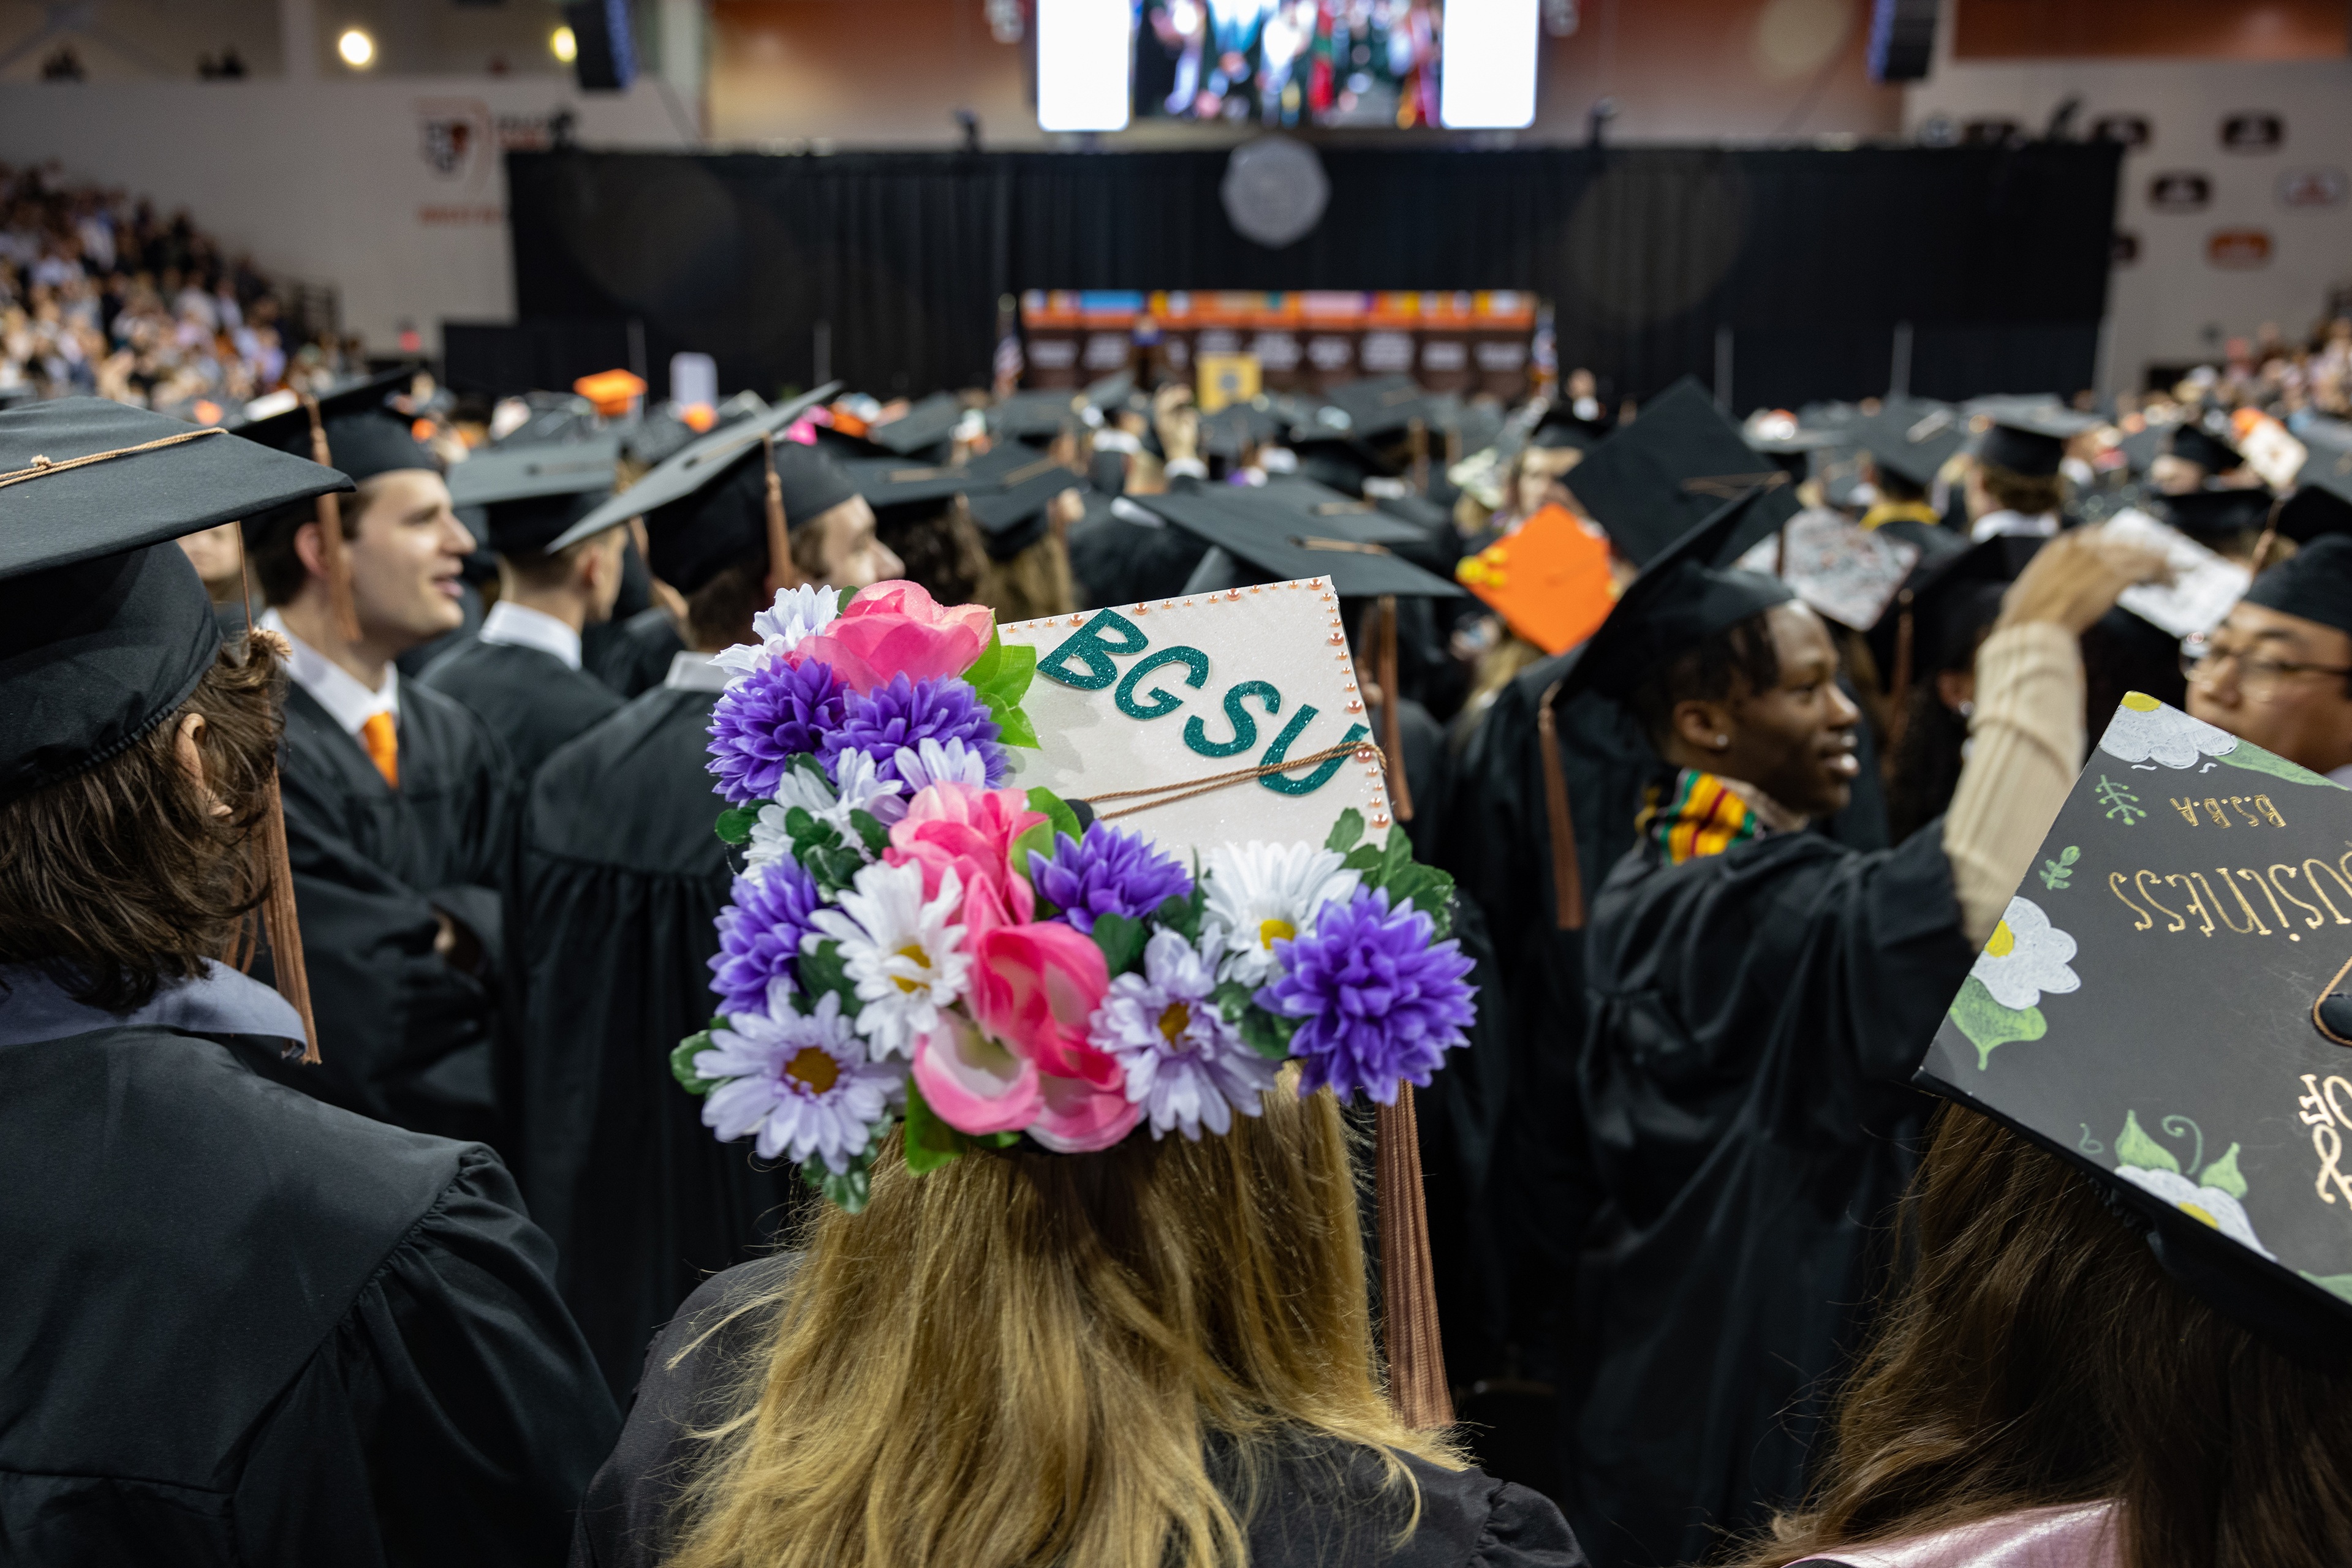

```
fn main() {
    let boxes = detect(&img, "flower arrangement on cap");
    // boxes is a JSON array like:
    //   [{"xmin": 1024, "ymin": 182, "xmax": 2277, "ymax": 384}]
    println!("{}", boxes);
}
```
[{"xmin": 674, "ymin": 579, "xmax": 1478, "ymax": 1210}]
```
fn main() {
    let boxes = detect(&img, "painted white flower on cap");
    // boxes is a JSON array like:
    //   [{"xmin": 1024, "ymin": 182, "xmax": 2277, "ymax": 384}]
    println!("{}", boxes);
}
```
[
  {"xmin": 1203, "ymin": 841, "xmax": 1359, "ymax": 987},
  {"xmin": 2096, "ymin": 692, "xmax": 2237, "ymax": 769},
  {"xmin": 2114, "ymin": 1165, "xmax": 2275, "ymax": 1260},
  {"xmin": 1970, "ymin": 895, "xmax": 2080, "ymax": 1011}
]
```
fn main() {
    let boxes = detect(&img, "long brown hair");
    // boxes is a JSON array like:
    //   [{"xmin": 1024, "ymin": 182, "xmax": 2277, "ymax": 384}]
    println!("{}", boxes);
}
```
[
  {"xmin": 1737, "ymin": 1106, "xmax": 2352, "ymax": 1568},
  {"xmin": 0, "ymin": 631, "xmax": 284, "ymax": 1010},
  {"xmin": 668, "ymin": 1079, "xmax": 1455, "ymax": 1568}
]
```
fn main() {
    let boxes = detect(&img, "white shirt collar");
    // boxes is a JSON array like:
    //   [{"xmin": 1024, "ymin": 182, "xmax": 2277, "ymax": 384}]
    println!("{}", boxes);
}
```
[
  {"xmin": 1970, "ymin": 509, "xmax": 2060, "ymax": 542},
  {"xmin": 662, "ymin": 650, "xmax": 733, "ymax": 693},
  {"xmin": 260, "ymin": 607, "xmax": 399, "ymax": 736},
  {"xmin": 478, "ymin": 600, "xmax": 584, "ymax": 671}
]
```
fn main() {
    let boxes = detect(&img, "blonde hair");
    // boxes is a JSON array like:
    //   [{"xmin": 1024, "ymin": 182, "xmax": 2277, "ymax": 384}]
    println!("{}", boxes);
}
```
[
  {"xmin": 974, "ymin": 530, "xmax": 1078, "ymax": 624},
  {"xmin": 668, "ymin": 1079, "xmax": 1456, "ymax": 1568}
]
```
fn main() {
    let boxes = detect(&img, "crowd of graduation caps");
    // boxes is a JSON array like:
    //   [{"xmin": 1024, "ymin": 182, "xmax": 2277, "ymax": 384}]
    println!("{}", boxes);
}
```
[{"xmin": 52, "ymin": 345, "xmax": 2352, "ymax": 1566}]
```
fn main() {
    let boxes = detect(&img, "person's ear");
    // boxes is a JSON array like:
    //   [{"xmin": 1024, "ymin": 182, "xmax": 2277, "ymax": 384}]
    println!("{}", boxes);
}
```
[
  {"xmin": 1671, "ymin": 698, "xmax": 1733, "ymax": 755},
  {"xmin": 1934, "ymin": 669, "xmax": 1975, "ymax": 715},
  {"xmin": 175, "ymin": 712, "xmax": 230, "ymax": 819}
]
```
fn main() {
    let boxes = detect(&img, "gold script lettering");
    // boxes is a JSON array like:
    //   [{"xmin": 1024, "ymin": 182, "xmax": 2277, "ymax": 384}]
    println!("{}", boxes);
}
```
[{"xmin": 2110, "ymin": 872, "xmax": 2154, "ymax": 930}]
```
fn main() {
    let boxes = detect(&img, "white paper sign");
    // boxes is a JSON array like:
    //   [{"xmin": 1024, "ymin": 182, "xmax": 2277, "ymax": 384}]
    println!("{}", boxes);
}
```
[
  {"xmin": 1732, "ymin": 507, "xmax": 1921, "ymax": 630},
  {"xmin": 996, "ymin": 577, "xmax": 1390, "ymax": 858},
  {"xmin": 2105, "ymin": 507, "xmax": 2252, "ymax": 639}
]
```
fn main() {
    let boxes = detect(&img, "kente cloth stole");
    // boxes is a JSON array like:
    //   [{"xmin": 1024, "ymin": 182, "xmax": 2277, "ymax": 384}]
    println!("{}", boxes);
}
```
[{"xmin": 1636, "ymin": 769, "xmax": 1767, "ymax": 865}]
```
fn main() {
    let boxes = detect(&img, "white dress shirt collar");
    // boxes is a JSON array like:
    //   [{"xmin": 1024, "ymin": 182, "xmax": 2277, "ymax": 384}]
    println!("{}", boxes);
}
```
[
  {"xmin": 662, "ymin": 650, "xmax": 732, "ymax": 693},
  {"xmin": 479, "ymin": 600, "xmax": 584, "ymax": 671},
  {"xmin": 1970, "ymin": 508, "xmax": 2059, "ymax": 542},
  {"xmin": 259, "ymin": 607, "xmax": 398, "ymax": 736}
]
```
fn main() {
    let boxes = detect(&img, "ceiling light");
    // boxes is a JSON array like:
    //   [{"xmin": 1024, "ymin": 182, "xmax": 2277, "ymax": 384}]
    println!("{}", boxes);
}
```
[{"xmin": 336, "ymin": 28, "xmax": 374, "ymax": 69}]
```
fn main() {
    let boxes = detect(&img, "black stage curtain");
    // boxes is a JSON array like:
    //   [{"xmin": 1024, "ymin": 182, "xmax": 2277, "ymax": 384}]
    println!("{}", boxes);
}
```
[{"xmin": 504, "ymin": 143, "xmax": 2120, "ymax": 407}]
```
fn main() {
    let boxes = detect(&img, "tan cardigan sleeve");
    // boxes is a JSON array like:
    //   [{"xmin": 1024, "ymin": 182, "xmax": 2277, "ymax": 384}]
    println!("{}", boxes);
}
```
[{"xmin": 1941, "ymin": 622, "xmax": 2084, "ymax": 948}]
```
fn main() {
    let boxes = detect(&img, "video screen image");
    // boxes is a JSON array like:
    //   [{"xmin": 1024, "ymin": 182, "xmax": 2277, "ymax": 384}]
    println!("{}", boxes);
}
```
[{"xmin": 1133, "ymin": 0, "xmax": 1444, "ymax": 129}]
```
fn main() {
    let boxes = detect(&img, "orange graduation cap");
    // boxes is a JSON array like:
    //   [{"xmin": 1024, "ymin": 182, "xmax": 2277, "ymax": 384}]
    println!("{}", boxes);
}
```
[
  {"xmin": 572, "ymin": 368, "xmax": 646, "ymax": 418},
  {"xmin": 1455, "ymin": 503, "xmax": 1617, "ymax": 655}
]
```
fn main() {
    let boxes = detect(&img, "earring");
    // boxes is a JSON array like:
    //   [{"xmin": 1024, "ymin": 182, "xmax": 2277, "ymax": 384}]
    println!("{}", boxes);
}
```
[{"xmin": 1713, "ymin": 735, "xmax": 1730, "ymax": 748}]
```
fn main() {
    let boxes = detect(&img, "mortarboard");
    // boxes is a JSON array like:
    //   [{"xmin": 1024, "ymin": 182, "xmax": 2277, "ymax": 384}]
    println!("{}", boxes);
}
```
[
  {"xmin": 1914, "ymin": 693, "xmax": 2352, "ymax": 1363},
  {"xmin": 2242, "ymin": 535, "xmax": 2352, "ymax": 640},
  {"xmin": 1137, "ymin": 488, "xmax": 1463, "ymax": 602},
  {"xmin": 1456, "ymin": 502, "xmax": 1617, "ymax": 656},
  {"xmin": 490, "ymin": 390, "xmax": 602, "ymax": 450},
  {"xmin": 1976, "ymin": 403, "xmax": 2099, "ymax": 478},
  {"xmin": 2278, "ymin": 424, "xmax": 2352, "ymax": 543},
  {"xmin": 989, "ymin": 390, "xmax": 1087, "ymax": 445},
  {"xmin": 839, "ymin": 456, "xmax": 975, "ymax": 517},
  {"xmin": 966, "ymin": 451, "xmax": 1084, "ymax": 562},
  {"xmin": 1199, "ymin": 403, "xmax": 1282, "ymax": 462},
  {"xmin": 1856, "ymin": 399, "xmax": 1969, "ymax": 491},
  {"xmin": 861, "ymin": 391, "xmax": 964, "ymax": 458},
  {"xmin": 1731, "ymin": 506, "xmax": 1924, "ymax": 633},
  {"xmin": 1563, "ymin": 484, "xmax": 1798, "ymax": 703},
  {"xmin": 0, "ymin": 399, "xmax": 353, "ymax": 1056},
  {"xmin": 1083, "ymin": 369, "xmax": 1136, "ymax": 412},
  {"xmin": 445, "ymin": 434, "xmax": 620, "ymax": 556},
  {"xmin": 1146, "ymin": 480, "xmax": 1428, "ymax": 547},
  {"xmin": 1565, "ymin": 377, "xmax": 1794, "ymax": 567},
  {"xmin": 2115, "ymin": 424, "xmax": 2166, "ymax": 477},
  {"xmin": 2167, "ymin": 417, "xmax": 2242, "ymax": 475},
  {"xmin": 1322, "ymin": 375, "xmax": 1431, "ymax": 442},
  {"xmin": 546, "ymin": 385, "xmax": 840, "ymax": 592},
  {"xmin": 2162, "ymin": 485, "xmax": 2275, "ymax": 546},
  {"xmin": 230, "ymin": 368, "xmax": 433, "ymax": 484}
]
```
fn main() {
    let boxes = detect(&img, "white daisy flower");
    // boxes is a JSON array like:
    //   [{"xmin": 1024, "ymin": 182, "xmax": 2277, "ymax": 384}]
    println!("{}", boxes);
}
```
[
  {"xmin": 2113, "ymin": 1165, "xmax": 2276, "ymax": 1259},
  {"xmin": 2096, "ymin": 692, "xmax": 2237, "ymax": 769},
  {"xmin": 1203, "ymin": 840, "xmax": 1359, "ymax": 987},
  {"xmin": 1970, "ymin": 895, "xmax": 2080, "ymax": 1012},
  {"xmin": 744, "ymin": 752, "xmax": 903, "ymax": 872},
  {"xmin": 804, "ymin": 859, "xmax": 970, "ymax": 1058},
  {"xmin": 1091, "ymin": 924, "xmax": 1276, "ymax": 1139},
  {"xmin": 695, "ymin": 990, "xmax": 903, "ymax": 1172},
  {"xmin": 714, "ymin": 584, "xmax": 840, "ymax": 680},
  {"xmin": 894, "ymin": 736, "xmax": 991, "ymax": 795}
]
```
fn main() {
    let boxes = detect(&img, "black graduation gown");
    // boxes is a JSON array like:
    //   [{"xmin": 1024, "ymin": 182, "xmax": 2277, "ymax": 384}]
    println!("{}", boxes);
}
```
[
  {"xmin": 582, "ymin": 606, "xmax": 687, "ymax": 699},
  {"xmin": 0, "ymin": 1022, "xmax": 617, "ymax": 1567},
  {"xmin": 252, "ymin": 682, "xmax": 516, "ymax": 1147},
  {"xmin": 521, "ymin": 685, "xmax": 800, "ymax": 1397},
  {"xmin": 420, "ymin": 637, "xmax": 625, "ymax": 779},
  {"xmin": 571, "ymin": 1257, "xmax": 1587, "ymax": 1568},
  {"xmin": 1564, "ymin": 822, "xmax": 1975, "ymax": 1568},
  {"xmin": 1066, "ymin": 503, "xmax": 1210, "ymax": 609}
]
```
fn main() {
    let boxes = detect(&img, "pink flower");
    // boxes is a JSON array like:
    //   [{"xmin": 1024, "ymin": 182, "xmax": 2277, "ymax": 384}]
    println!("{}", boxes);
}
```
[
  {"xmin": 966, "ymin": 922, "xmax": 1122, "ymax": 1093},
  {"xmin": 791, "ymin": 579, "xmax": 993, "ymax": 695},
  {"xmin": 1027, "ymin": 1069, "xmax": 1144, "ymax": 1153},
  {"xmin": 885, "ymin": 782, "xmax": 1043, "ymax": 938},
  {"xmin": 912, "ymin": 1012, "xmax": 1040, "ymax": 1135}
]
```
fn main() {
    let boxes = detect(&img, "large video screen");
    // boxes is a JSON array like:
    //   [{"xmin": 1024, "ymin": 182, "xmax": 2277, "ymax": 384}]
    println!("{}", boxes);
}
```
[{"xmin": 1132, "ymin": 1, "xmax": 1445, "ymax": 129}]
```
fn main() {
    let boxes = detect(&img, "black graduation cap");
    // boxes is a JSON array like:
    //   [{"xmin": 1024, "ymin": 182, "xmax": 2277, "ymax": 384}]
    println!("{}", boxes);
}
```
[
  {"xmin": 1908, "ymin": 534, "xmax": 2036, "ymax": 673},
  {"xmin": 1913, "ymin": 693, "xmax": 2352, "ymax": 1363},
  {"xmin": 2163, "ymin": 486, "xmax": 2275, "ymax": 545},
  {"xmin": 0, "ymin": 399, "xmax": 350, "ymax": 802},
  {"xmin": 1137, "ymin": 488, "xmax": 1463, "ymax": 601},
  {"xmin": 1321, "ymin": 375, "xmax": 1430, "ymax": 442},
  {"xmin": 968, "ymin": 473, "xmax": 1083, "ymax": 562},
  {"xmin": 229, "ymin": 367, "xmax": 432, "ymax": 483},
  {"xmin": 1564, "ymin": 485, "xmax": 1798, "ymax": 703},
  {"xmin": 862, "ymin": 391, "xmax": 964, "ymax": 458},
  {"xmin": 1565, "ymin": 377, "xmax": 1794, "ymax": 567},
  {"xmin": 490, "ymin": 391, "xmax": 601, "ymax": 450},
  {"xmin": 1083, "ymin": 369, "xmax": 1135, "ymax": 412},
  {"xmin": 2278, "ymin": 427, "xmax": 2352, "ymax": 543},
  {"xmin": 618, "ymin": 409, "xmax": 701, "ymax": 467},
  {"xmin": 2242, "ymin": 535, "xmax": 2352, "ymax": 639},
  {"xmin": 445, "ymin": 434, "xmax": 619, "ymax": 556},
  {"xmin": 1141, "ymin": 480, "xmax": 1428, "ymax": 546},
  {"xmin": 2115, "ymin": 425, "xmax": 2166, "ymax": 477},
  {"xmin": 2167, "ymin": 417, "xmax": 2242, "ymax": 475},
  {"xmin": 989, "ymin": 390, "xmax": 1087, "ymax": 445},
  {"xmin": 1975, "ymin": 403, "xmax": 2099, "ymax": 478},
  {"xmin": 1529, "ymin": 409, "xmax": 1598, "ymax": 453},
  {"xmin": 1856, "ymin": 399, "xmax": 1970, "ymax": 491}
]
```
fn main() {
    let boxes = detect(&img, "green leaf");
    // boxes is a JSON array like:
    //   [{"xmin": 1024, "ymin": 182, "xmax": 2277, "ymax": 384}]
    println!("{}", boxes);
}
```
[
  {"xmin": 797, "ymin": 940, "xmax": 864, "ymax": 1016},
  {"xmin": 989, "ymin": 700, "xmax": 1042, "ymax": 751},
  {"xmin": 962, "ymin": 623, "xmax": 1007, "ymax": 687},
  {"xmin": 1238, "ymin": 1001, "xmax": 1299, "ymax": 1061},
  {"xmin": 1325, "ymin": 807, "xmax": 1366, "ymax": 854},
  {"xmin": 1090, "ymin": 911, "xmax": 1149, "ymax": 976},
  {"xmin": 1379, "ymin": 826, "xmax": 1415, "ymax": 888},
  {"xmin": 801, "ymin": 1142, "xmax": 876, "ymax": 1212},
  {"xmin": 847, "ymin": 808, "xmax": 890, "ymax": 859},
  {"xmin": 2058, "ymin": 845, "xmax": 2080, "ymax": 867},
  {"xmin": 788, "ymin": 752, "xmax": 828, "ymax": 783},
  {"xmin": 975, "ymin": 1129, "xmax": 1023, "ymax": 1148},
  {"xmin": 783, "ymin": 805, "xmax": 822, "ymax": 840},
  {"xmin": 901, "ymin": 1077, "xmax": 967, "ymax": 1175},
  {"xmin": 2218, "ymin": 745, "xmax": 2345, "ymax": 790},
  {"xmin": 2199, "ymin": 1141, "xmax": 2248, "ymax": 1198},
  {"xmin": 1946, "ymin": 975, "xmax": 2047, "ymax": 1069},
  {"xmin": 714, "ymin": 805, "xmax": 762, "ymax": 845},
  {"xmin": 2115, "ymin": 1109, "xmax": 2182, "ymax": 1174},
  {"xmin": 964, "ymin": 627, "xmax": 1038, "ymax": 709},
  {"xmin": 1212, "ymin": 978, "xmax": 1256, "ymax": 1021},
  {"xmin": 1010, "ymin": 821, "xmax": 1057, "ymax": 886},
  {"xmin": 1156, "ymin": 887, "xmax": 1205, "ymax": 943},
  {"xmin": 1340, "ymin": 844, "xmax": 1384, "ymax": 875},
  {"xmin": 670, "ymin": 1030, "xmax": 719, "ymax": 1095},
  {"xmin": 1028, "ymin": 787, "xmax": 1083, "ymax": 845}
]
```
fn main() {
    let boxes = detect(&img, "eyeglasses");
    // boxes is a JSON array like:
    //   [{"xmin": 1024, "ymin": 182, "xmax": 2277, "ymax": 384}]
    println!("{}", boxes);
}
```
[{"xmin": 2180, "ymin": 635, "xmax": 2352, "ymax": 701}]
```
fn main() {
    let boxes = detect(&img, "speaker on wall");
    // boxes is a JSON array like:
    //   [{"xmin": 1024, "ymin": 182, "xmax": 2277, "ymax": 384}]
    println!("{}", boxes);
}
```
[
  {"xmin": 563, "ymin": 0, "xmax": 635, "ymax": 92},
  {"xmin": 1867, "ymin": 0, "xmax": 1937, "ymax": 84}
]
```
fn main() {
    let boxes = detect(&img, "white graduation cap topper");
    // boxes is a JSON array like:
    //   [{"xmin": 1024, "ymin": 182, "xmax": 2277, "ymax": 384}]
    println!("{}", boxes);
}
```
[{"xmin": 996, "ymin": 578, "xmax": 1391, "ymax": 858}]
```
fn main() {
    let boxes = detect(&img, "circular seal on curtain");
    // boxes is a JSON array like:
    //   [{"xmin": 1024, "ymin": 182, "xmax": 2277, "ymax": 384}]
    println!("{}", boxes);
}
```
[{"xmin": 1221, "ymin": 135, "xmax": 1329, "ymax": 251}]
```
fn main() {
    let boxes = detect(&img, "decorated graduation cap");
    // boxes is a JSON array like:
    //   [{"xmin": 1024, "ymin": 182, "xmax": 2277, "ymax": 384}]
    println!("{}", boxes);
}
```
[
  {"xmin": 1730, "ymin": 506, "xmax": 1923, "ymax": 632},
  {"xmin": 445, "ymin": 434, "xmax": 619, "ymax": 556},
  {"xmin": 1565, "ymin": 376, "xmax": 1794, "ymax": 567},
  {"xmin": 1856, "ymin": 399, "xmax": 1969, "ymax": 492},
  {"xmin": 547, "ymin": 384, "xmax": 839, "ymax": 594},
  {"xmin": 1916, "ymin": 695, "xmax": 2352, "ymax": 1361},
  {"xmin": 1455, "ymin": 502, "xmax": 1616, "ymax": 657},
  {"xmin": 0, "ymin": 398, "xmax": 352, "ymax": 1057},
  {"xmin": 1975, "ymin": 402, "xmax": 2099, "ymax": 478}
]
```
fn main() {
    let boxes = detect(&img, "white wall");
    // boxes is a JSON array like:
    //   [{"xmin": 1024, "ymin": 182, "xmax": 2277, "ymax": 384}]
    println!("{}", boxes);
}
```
[
  {"xmin": 0, "ymin": 78, "xmax": 694, "ymax": 353},
  {"xmin": 1908, "ymin": 49, "xmax": 2352, "ymax": 393}
]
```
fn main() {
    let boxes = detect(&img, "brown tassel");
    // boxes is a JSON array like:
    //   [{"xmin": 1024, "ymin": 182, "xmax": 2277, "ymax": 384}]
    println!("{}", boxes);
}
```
[
  {"xmin": 1537, "ymin": 678, "xmax": 1585, "ymax": 930},
  {"xmin": 301, "ymin": 393, "xmax": 361, "ymax": 644},
  {"xmin": 1885, "ymin": 589, "xmax": 1916, "ymax": 758},
  {"xmin": 2248, "ymin": 495, "xmax": 2286, "ymax": 578},
  {"xmin": 1376, "ymin": 595, "xmax": 1413, "ymax": 822},
  {"xmin": 1377, "ymin": 1084, "xmax": 1452, "ymax": 1431},
  {"xmin": 1408, "ymin": 415, "xmax": 1430, "ymax": 496},
  {"xmin": 259, "ymin": 767, "xmax": 320, "ymax": 1064},
  {"xmin": 762, "ymin": 433, "xmax": 793, "ymax": 589}
]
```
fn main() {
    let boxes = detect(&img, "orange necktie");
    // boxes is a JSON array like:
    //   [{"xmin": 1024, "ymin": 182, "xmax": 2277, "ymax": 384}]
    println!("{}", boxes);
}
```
[{"xmin": 360, "ymin": 711, "xmax": 399, "ymax": 788}]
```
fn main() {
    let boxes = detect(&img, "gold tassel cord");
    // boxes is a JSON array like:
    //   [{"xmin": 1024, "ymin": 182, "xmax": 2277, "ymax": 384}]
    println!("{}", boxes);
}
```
[
  {"xmin": 1082, "ymin": 739, "xmax": 1388, "ymax": 823},
  {"xmin": 763, "ymin": 432, "xmax": 793, "ymax": 591},
  {"xmin": 1377, "ymin": 1084, "xmax": 1452, "ymax": 1431},
  {"xmin": 1536, "ymin": 678, "xmax": 1586, "ymax": 931},
  {"xmin": 258, "ymin": 768, "xmax": 321, "ymax": 1064},
  {"xmin": 300, "ymin": 393, "xmax": 362, "ymax": 644},
  {"xmin": 1375, "ymin": 595, "xmax": 1413, "ymax": 822}
]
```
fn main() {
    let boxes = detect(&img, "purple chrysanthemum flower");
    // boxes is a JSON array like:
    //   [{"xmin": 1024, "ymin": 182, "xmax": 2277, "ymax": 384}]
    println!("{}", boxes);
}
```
[
  {"xmin": 817, "ymin": 673, "xmax": 1005, "ymax": 790},
  {"xmin": 708, "ymin": 862, "xmax": 825, "ymax": 1019},
  {"xmin": 706, "ymin": 657, "xmax": 850, "ymax": 806},
  {"xmin": 1030, "ymin": 821, "xmax": 1192, "ymax": 935},
  {"xmin": 1255, "ymin": 886, "xmax": 1476, "ymax": 1106}
]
